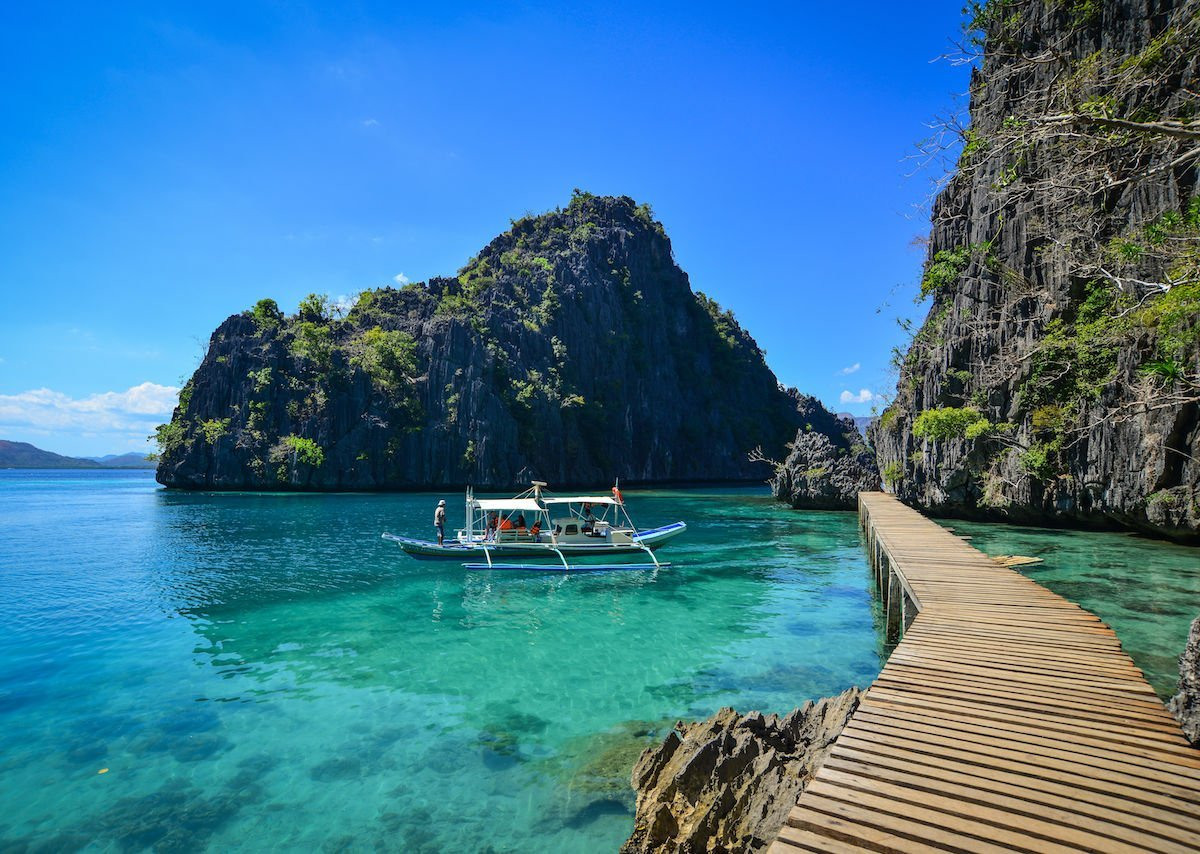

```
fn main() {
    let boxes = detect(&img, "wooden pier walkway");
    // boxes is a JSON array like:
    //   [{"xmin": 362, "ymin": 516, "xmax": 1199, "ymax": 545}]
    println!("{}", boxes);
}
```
[{"xmin": 770, "ymin": 492, "xmax": 1200, "ymax": 853}]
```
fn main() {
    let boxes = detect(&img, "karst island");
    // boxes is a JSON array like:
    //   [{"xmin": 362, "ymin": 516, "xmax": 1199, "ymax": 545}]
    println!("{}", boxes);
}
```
[{"xmin": 1, "ymin": 1, "xmax": 1197, "ymax": 851}]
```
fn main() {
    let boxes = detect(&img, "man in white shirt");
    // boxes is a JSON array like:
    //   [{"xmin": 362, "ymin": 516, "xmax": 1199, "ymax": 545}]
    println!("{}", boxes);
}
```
[{"xmin": 434, "ymin": 499, "xmax": 447, "ymax": 545}]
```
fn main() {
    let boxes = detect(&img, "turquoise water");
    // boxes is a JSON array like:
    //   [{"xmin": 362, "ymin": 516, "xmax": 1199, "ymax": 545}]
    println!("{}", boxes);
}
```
[
  {"xmin": 938, "ymin": 519, "xmax": 1200, "ymax": 699},
  {"xmin": 0, "ymin": 472, "xmax": 886, "ymax": 852}
]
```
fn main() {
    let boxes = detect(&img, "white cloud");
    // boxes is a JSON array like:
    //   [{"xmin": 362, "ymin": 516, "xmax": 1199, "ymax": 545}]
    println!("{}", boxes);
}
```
[
  {"xmin": 837, "ymin": 362, "xmax": 861, "ymax": 375},
  {"xmin": 393, "ymin": 272, "xmax": 410, "ymax": 286},
  {"xmin": 362, "ymin": 118, "xmax": 380, "ymax": 127},
  {"xmin": 839, "ymin": 388, "xmax": 875, "ymax": 405},
  {"xmin": 0, "ymin": 382, "xmax": 179, "ymax": 435}
]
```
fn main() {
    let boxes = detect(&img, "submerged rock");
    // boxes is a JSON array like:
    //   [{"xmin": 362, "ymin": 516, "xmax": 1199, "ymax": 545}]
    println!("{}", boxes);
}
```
[
  {"xmin": 621, "ymin": 688, "xmax": 861, "ymax": 853},
  {"xmin": 1169, "ymin": 614, "xmax": 1200, "ymax": 746},
  {"xmin": 771, "ymin": 396, "xmax": 880, "ymax": 510}
]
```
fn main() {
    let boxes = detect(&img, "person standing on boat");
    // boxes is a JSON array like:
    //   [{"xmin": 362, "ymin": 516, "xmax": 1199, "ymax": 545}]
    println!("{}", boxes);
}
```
[{"xmin": 434, "ymin": 499, "xmax": 447, "ymax": 546}]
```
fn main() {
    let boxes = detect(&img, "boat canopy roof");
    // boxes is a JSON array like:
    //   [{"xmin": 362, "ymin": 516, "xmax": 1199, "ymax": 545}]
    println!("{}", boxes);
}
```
[
  {"xmin": 474, "ymin": 498, "xmax": 544, "ymax": 512},
  {"xmin": 542, "ymin": 496, "xmax": 618, "ymax": 506}
]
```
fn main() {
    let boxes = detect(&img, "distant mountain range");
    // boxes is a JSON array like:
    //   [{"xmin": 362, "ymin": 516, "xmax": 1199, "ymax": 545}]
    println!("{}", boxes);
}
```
[{"xmin": 0, "ymin": 440, "xmax": 155, "ymax": 469}]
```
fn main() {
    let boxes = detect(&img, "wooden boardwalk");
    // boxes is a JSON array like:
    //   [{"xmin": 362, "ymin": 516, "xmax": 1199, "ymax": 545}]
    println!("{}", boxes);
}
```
[{"xmin": 770, "ymin": 492, "xmax": 1200, "ymax": 854}]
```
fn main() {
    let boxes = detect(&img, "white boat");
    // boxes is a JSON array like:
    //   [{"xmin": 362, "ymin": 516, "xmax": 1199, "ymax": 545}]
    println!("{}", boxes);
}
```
[{"xmin": 382, "ymin": 481, "xmax": 686, "ymax": 570}]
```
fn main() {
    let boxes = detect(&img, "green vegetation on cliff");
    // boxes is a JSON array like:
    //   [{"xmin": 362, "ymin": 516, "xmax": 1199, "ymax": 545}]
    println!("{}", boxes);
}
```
[
  {"xmin": 155, "ymin": 193, "xmax": 807, "ymax": 491},
  {"xmin": 873, "ymin": 0, "xmax": 1200, "ymax": 540}
]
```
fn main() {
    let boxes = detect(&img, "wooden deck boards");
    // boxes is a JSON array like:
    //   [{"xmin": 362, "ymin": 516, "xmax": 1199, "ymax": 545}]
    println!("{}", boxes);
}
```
[{"xmin": 769, "ymin": 492, "xmax": 1199, "ymax": 853}]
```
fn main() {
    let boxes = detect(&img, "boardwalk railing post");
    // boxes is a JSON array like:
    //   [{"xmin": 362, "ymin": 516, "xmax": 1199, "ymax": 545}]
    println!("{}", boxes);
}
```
[{"xmin": 885, "ymin": 565, "xmax": 902, "ymax": 643}]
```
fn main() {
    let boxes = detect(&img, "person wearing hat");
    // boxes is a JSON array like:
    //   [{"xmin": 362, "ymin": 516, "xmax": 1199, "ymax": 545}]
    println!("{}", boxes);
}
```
[{"xmin": 434, "ymin": 499, "xmax": 447, "ymax": 546}]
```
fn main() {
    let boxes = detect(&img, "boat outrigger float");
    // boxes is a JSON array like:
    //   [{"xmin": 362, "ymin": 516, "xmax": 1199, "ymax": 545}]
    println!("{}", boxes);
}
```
[{"xmin": 382, "ymin": 481, "xmax": 685, "ymax": 571}]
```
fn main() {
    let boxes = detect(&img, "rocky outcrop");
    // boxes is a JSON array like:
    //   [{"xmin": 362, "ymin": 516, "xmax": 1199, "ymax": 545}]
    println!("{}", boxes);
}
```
[
  {"xmin": 872, "ymin": 0, "xmax": 1200, "ymax": 541},
  {"xmin": 771, "ymin": 397, "xmax": 880, "ymax": 510},
  {"xmin": 621, "ymin": 688, "xmax": 861, "ymax": 854},
  {"xmin": 155, "ymin": 194, "xmax": 811, "ymax": 490},
  {"xmin": 1169, "ymin": 614, "xmax": 1200, "ymax": 745}
]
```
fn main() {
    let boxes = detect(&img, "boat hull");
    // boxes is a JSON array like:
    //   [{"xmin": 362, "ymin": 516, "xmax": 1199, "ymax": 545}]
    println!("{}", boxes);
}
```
[{"xmin": 382, "ymin": 521, "xmax": 686, "ymax": 561}]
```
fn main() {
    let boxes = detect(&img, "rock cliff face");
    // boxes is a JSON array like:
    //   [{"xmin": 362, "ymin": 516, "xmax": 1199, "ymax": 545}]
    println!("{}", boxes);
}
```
[
  {"xmin": 1169, "ymin": 614, "xmax": 1200, "ymax": 745},
  {"xmin": 872, "ymin": 0, "xmax": 1200, "ymax": 540},
  {"xmin": 156, "ymin": 194, "xmax": 808, "ymax": 490},
  {"xmin": 771, "ymin": 397, "xmax": 880, "ymax": 510},
  {"xmin": 621, "ymin": 689, "xmax": 860, "ymax": 854}
]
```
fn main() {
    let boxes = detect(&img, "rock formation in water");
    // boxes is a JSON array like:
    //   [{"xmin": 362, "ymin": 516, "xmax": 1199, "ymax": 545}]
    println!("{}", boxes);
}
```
[
  {"xmin": 155, "ymin": 193, "xmax": 812, "ymax": 490},
  {"xmin": 771, "ymin": 396, "xmax": 880, "ymax": 510},
  {"xmin": 1169, "ymin": 614, "xmax": 1200, "ymax": 745},
  {"xmin": 871, "ymin": 0, "xmax": 1200, "ymax": 541},
  {"xmin": 621, "ymin": 688, "xmax": 861, "ymax": 853}
]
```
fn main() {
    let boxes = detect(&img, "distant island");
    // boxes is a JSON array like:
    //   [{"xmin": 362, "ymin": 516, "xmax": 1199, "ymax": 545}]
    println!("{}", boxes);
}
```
[{"xmin": 0, "ymin": 440, "xmax": 155, "ymax": 470}]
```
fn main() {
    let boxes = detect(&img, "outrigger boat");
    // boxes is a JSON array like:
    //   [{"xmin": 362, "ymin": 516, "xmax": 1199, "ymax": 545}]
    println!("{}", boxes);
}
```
[{"xmin": 382, "ymin": 481, "xmax": 686, "ymax": 571}]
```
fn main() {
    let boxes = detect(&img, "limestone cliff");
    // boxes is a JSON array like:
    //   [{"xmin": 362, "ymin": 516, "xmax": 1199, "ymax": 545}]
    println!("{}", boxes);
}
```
[
  {"xmin": 155, "ymin": 194, "xmax": 807, "ymax": 490},
  {"xmin": 1169, "ymin": 614, "xmax": 1200, "ymax": 745},
  {"xmin": 872, "ymin": 0, "xmax": 1200, "ymax": 540},
  {"xmin": 771, "ymin": 397, "xmax": 880, "ymax": 510},
  {"xmin": 620, "ymin": 689, "xmax": 861, "ymax": 853}
]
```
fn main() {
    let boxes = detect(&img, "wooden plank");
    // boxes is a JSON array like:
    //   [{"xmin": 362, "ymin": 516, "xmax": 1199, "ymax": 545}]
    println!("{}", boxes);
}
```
[
  {"xmin": 868, "ymin": 675, "xmax": 1184, "ymax": 742},
  {"xmin": 865, "ymin": 685, "xmax": 1197, "ymax": 755},
  {"xmin": 896, "ymin": 642, "xmax": 1147, "ymax": 681},
  {"xmin": 911, "ymin": 614, "xmax": 1116, "ymax": 636},
  {"xmin": 791, "ymin": 791, "xmax": 1041, "ymax": 854},
  {"xmin": 849, "ymin": 705, "xmax": 1200, "ymax": 791},
  {"xmin": 903, "ymin": 622, "xmax": 1138, "ymax": 656},
  {"xmin": 770, "ymin": 493, "xmax": 1200, "ymax": 853},
  {"xmin": 914, "ymin": 607, "xmax": 1109, "ymax": 628},
  {"xmin": 844, "ymin": 706, "xmax": 1200, "ymax": 820},
  {"xmin": 814, "ymin": 764, "xmax": 1161, "ymax": 853},
  {"xmin": 822, "ymin": 748, "xmax": 1200, "ymax": 852},
  {"xmin": 769, "ymin": 824, "xmax": 875, "ymax": 853},
  {"xmin": 853, "ymin": 703, "xmax": 1200, "ymax": 781},
  {"xmin": 879, "ymin": 661, "xmax": 1171, "ymax": 713},
  {"xmin": 886, "ymin": 648, "xmax": 1160, "ymax": 694},
  {"xmin": 913, "ymin": 620, "xmax": 1119, "ymax": 642},
  {"xmin": 830, "ymin": 736, "xmax": 1200, "ymax": 844},
  {"xmin": 904, "ymin": 621, "xmax": 1130, "ymax": 653},
  {"xmin": 889, "ymin": 638, "xmax": 1147, "ymax": 679},
  {"xmin": 803, "ymin": 781, "xmax": 1101, "ymax": 854},
  {"xmin": 786, "ymin": 802, "xmax": 941, "ymax": 854}
]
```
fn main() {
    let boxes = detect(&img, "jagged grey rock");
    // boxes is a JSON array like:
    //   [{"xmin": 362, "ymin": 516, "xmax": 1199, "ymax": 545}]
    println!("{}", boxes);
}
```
[
  {"xmin": 156, "ymin": 195, "xmax": 814, "ymax": 490},
  {"xmin": 621, "ymin": 688, "xmax": 861, "ymax": 853},
  {"xmin": 1169, "ymin": 614, "xmax": 1200, "ymax": 746},
  {"xmin": 772, "ymin": 396, "xmax": 880, "ymax": 510},
  {"xmin": 871, "ymin": 0, "xmax": 1200, "ymax": 541}
]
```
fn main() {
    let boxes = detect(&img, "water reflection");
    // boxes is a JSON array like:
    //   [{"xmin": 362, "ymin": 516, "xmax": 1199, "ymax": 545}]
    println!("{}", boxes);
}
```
[{"xmin": 2, "ymin": 475, "xmax": 885, "ymax": 852}]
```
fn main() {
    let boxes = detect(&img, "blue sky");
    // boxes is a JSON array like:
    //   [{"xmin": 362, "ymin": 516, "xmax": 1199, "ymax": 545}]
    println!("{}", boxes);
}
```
[{"xmin": 0, "ymin": 1, "xmax": 966, "ymax": 456}]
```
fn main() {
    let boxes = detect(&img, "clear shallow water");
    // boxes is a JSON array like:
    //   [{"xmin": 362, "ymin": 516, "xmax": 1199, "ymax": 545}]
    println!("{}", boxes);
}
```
[
  {"xmin": 937, "ymin": 519, "xmax": 1200, "ymax": 699},
  {"xmin": 0, "ymin": 472, "xmax": 886, "ymax": 852}
]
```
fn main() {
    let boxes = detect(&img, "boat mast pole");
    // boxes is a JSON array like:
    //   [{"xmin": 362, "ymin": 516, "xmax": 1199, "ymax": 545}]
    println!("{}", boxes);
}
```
[{"xmin": 531, "ymin": 480, "xmax": 551, "ymax": 546}]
